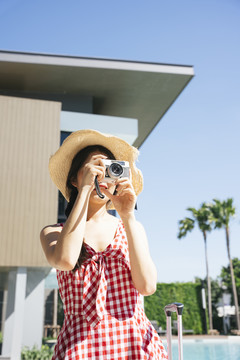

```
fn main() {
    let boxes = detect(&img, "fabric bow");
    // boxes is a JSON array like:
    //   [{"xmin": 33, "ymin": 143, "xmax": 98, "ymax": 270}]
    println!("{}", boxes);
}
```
[{"xmin": 82, "ymin": 245, "xmax": 126, "ymax": 328}]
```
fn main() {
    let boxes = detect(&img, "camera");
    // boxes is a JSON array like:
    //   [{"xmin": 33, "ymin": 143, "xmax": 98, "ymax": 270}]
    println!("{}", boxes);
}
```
[{"xmin": 102, "ymin": 159, "xmax": 130, "ymax": 182}]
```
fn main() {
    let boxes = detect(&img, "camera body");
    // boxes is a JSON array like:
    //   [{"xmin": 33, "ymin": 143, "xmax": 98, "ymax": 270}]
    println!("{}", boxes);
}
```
[{"xmin": 102, "ymin": 159, "xmax": 130, "ymax": 182}]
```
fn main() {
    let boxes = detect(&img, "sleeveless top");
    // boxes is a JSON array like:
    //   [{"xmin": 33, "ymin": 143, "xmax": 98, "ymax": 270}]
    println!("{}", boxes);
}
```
[{"xmin": 52, "ymin": 220, "xmax": 168, "ymax": 360}]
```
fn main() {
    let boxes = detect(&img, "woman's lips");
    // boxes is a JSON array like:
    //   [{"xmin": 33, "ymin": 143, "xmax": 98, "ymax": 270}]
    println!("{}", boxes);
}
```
[
  {"xmin": 99, "ymin": 184, "xmax": 108, "ymax": 189},
  {"xmin": 93, "ymin": 183, "xmax": 108, "ymax": 191}
]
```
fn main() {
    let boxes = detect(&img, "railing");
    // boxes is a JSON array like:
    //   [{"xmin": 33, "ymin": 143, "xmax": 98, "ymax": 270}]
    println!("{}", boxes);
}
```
[{"xmin": 44, "ymin": 325, "xmax": 61, "ymax": 338}]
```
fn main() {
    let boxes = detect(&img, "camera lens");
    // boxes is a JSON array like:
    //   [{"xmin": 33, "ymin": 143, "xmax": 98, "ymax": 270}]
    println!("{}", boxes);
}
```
[{"xmin": 109, "ymin": 162, "xmax": 123, "ymax": 178}]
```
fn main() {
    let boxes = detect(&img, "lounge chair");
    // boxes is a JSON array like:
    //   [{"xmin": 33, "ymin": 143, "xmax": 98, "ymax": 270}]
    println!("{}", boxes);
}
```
[
  {"xmin": 173, "ymin": 320, "xmax": 194, "ymax": 335},
  {"xmin": 150, "ymin": 320, "xmax": 167, "ymax": 335}
]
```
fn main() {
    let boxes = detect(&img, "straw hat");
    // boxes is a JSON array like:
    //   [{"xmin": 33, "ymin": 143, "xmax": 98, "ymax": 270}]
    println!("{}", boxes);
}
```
[{"xmin": 49, "ymin": 129, "xmax": 143, "ymax": 203}]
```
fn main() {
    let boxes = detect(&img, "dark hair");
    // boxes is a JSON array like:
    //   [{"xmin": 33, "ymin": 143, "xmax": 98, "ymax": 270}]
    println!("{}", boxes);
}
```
[{"xmin": 65, "ymin": 145, "xmax": 115, "ymax": 271}]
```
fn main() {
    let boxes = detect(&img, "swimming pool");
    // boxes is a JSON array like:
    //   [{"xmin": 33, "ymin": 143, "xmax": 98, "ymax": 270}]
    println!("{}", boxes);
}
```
[{"xmin": 163, "ymin": 338, "xmax": 240, "ymax": 360}]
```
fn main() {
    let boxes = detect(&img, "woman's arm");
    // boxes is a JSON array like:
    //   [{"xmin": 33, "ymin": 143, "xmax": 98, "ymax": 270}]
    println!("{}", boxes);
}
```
[
  {"xmin": 40, "ymin": 154, "xmax": 106, "ymax": 271},
  {"xmin": 122, "ymin": 215, "xmax": 157, "ymax": 296},
  {"xmin": 102, "ymin": 178, "xmax": 157, "ymax": 296},
  {"xmin": 40, "ymin": 186, "xmax": 91, "ymax": 270}
]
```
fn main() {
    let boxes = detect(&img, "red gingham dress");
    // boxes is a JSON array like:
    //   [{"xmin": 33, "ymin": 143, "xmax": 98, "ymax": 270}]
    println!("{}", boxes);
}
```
[{"xmin": 52, "ymin": 220, "xmax": 168, "ymax": 360}]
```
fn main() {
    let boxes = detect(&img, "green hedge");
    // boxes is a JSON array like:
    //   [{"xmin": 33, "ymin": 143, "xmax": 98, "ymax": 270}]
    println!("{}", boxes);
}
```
[{"xmin": 144, "ymin": 282, "xmax": 207, "ymax": 334}]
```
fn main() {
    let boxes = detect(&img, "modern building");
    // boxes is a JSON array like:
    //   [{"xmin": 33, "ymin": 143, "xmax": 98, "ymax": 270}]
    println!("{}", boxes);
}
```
[{"xmin": 0, "ymin": 50, "xmax": 194, "ymax": 359}]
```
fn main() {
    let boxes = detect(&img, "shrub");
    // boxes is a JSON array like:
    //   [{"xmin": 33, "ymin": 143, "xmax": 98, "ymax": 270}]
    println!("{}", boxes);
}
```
[{"xmin": 21, "ymin": 345, "xmax": 53, "ymax": 360}]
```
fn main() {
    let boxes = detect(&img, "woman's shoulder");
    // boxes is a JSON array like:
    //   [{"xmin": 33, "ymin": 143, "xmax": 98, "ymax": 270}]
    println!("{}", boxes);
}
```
[{"xmin": 40, "ymin": 223, "xmax": 63, "ymax": 238}]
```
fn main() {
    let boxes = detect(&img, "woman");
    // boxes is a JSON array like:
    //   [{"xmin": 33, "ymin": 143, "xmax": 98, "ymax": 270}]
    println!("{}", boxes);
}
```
[{"xmin": 40, "ymin": 129, "xmax": 168, "ymax": 359}]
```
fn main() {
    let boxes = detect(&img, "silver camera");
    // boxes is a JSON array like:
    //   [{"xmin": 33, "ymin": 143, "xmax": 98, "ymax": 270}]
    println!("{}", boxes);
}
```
[{"xmin": 102, "ymin": 159, "xmax": 130, "ymax": 182}]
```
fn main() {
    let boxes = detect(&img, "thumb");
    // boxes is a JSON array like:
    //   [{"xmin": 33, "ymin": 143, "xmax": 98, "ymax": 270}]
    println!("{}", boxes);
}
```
[{"xmin": 101, "ymin": 188, "xmax": 114, "ymax": 200}]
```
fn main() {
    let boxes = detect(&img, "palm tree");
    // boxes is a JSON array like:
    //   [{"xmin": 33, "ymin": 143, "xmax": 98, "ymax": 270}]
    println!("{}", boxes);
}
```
[
  {"xmin": 209, "ymin": 198, "xmax": 240, "ymax": 330},
  {"xmin": 178, "ymin": 203, "xmax": 213, "ymax": 332}
]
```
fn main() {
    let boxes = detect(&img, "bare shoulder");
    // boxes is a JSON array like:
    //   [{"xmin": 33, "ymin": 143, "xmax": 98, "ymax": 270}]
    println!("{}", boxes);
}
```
[
  {"xmin": 40, "ymin": 224, "xmax": 63, "ymax": 268},
  {"xmin": 40, "ymin": 224, "xmax": 63, "ymax": 242}
]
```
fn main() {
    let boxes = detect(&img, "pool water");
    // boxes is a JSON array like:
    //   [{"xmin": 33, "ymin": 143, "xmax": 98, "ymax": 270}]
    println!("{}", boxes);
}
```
[{"xmin": 164, "ymin": 340, "xmax": 240, "ymax": 360}]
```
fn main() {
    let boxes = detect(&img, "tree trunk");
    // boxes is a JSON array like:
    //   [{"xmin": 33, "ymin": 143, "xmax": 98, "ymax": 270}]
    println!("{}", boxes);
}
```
[
  {"xmin": 203, "ymin": 231, "xmax": 213, "ymax": 331},
  {"xmin": 226, "ymin": 226, "xmax": 240, "ymax": 330}
]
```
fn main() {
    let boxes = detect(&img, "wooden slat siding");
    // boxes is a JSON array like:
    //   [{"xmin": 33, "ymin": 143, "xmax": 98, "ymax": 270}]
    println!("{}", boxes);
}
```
[{"xmin": 0, "ymin": 96, "xmax": 61, "ymax": 267}]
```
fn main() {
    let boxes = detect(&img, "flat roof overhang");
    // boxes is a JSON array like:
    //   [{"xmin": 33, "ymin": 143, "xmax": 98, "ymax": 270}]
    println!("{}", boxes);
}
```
[{"xmin": 0, "ymin": 51, "xmax": 194, "ymax": 147}]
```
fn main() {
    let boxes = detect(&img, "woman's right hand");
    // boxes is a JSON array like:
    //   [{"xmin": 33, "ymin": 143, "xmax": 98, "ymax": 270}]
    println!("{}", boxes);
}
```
[{"xmin": 73, "ymin": 154, "xmax": 107, "ymax": 192}]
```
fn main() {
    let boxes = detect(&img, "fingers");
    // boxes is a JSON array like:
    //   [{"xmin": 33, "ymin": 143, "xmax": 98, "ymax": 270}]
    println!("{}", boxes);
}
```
[
  {"xmin": 85, "ymin": 163, "xmax": 104, "ymax": 175},
  {"xmin": 101, "ymin": 188, "xmax": 114, "ymax": 200},
  {"xmin": 90, "ymin": 155, "xmax": 107, "ymax": 181},
  {"xmin": 94, "ymin": 167, "xmax": 105, "ymax": 181},
  {"xmin": 103, "ymin": 178, "xmax": 136, "ymax": 200},
  {"xmin": 90, "ymin": 155, "xmax": 107, "ymax": 167},
  {"xmin": 91, "ymin": 154, "xmax": 108, "ymax": 160},
  {"xmin": 84, "ymin": 156, "xmax": 107, "ymax": 181},
  {"xmin": 118, "ymin": 187, "xmax": 135, "ymax": 197},
  {"xmin": 115, "ymin": 177, "xmax": 132, "ymax": 184},
  {"xmin": 115, "ymin": 178, "xmax": 135, "ymax": 195}
]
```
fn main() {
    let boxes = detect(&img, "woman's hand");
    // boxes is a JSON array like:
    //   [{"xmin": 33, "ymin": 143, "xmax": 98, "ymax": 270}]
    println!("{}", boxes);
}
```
[
  {"xmin": 101, "ymin": 177, "xmax": 137, "ymax": 219},
  {"xmin": 73, "ymin": 154, "xmax": 107, "ymax": 192}
]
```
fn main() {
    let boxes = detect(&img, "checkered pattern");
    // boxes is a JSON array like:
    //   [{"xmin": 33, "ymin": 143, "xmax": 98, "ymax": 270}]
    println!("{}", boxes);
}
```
[{"xmin": 53, "ymin": 221, "xmax": 168, "ymax": 359}]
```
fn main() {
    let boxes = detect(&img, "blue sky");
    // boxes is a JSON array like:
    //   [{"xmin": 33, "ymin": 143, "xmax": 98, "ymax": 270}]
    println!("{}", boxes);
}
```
[{"xmin": 1, "ymin": 0, "xmax": 239, "ymax": 282}]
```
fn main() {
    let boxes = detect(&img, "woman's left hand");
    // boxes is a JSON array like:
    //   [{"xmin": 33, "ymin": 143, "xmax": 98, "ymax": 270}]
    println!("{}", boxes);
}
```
[{"xmin": 101, "ymin": 177, "xmax": 136, "ymax": 219}]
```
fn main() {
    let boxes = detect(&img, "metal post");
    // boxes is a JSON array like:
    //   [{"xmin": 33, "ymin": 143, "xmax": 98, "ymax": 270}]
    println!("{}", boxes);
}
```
[
  {"xmin": 165, "ymin": 302, "xmax": 184, "ymax": 360},
  {"xmin": 177, "ymin": 314, "xmax": 183, "ymax": 360},
  {"xmin": 166, "ymin": 314, "xmax": 173, "ymax": 360}
]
